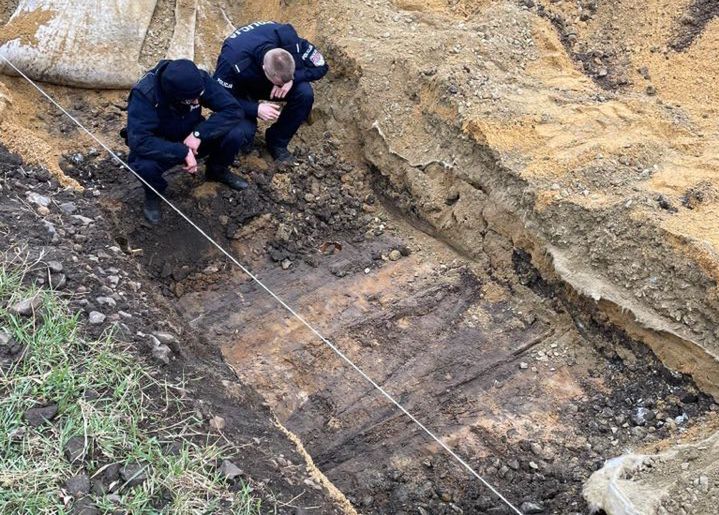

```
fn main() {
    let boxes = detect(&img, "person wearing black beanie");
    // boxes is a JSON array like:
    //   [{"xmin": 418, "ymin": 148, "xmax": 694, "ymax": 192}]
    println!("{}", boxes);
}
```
[{"xmin": 124, "ymin": 59, "xmax": 255, "ymax": 224}]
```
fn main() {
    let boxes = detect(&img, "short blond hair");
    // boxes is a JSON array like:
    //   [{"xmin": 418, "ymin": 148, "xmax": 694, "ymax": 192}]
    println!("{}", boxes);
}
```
[{"xmin": 263, "ymin": 49, "xmax": 295, "ymax": 83}]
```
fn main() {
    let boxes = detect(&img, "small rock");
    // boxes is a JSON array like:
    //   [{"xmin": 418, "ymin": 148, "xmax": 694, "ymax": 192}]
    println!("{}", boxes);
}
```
[
  {"xmin": 646, "ymin": 85, "xmax": 657, "ymax": 96},
  {"xmin": 530, "ymin": 442, "xmax": 543, "ymax": 456},
  {"xmin": 72, "ymin": 215, "xmax": 94, "ymax": 225},
  {"xmin": 9, "ymin": 295, "xmax": 42, "ymax": 316},
  {"xmin": 107, "ymin": 275, "xmax": 120, "ymax": 288},
  {"xmin": 59, "ymin": 202, "xmax": 77, "ymax": 215},
  {"xmin": 49, "ymin": 273, "xmax": 67, "ymax": 290},
  {"xmin": 675, "ymin": 413, "xmax": 688, "ymax": 425},
  {"xmin": 26, "ymin": 191, "xmax": 51, "ymax": 207},
  {"xmin": 96, "ymin": 297, "xmax": 116, "ymax": 308},
  {"xmin": 70, "ymin": 497, "xmax": 99, "ymax": 515},
  {"xmin": 102, "ymin": 463, "xmax": 121, "ymax": 485},
  {"xmin": 210, "ymin": 416, "xmax": 226, "ymax": 431},
  {"xmin": 119, "ymin": 463, "xmax": 147, "ymax": 488},
  {"xmin": 151, "ymin": 342, "xmax": 171, "ymax": 365},
  {"xmin": 0, "ymin": 329, "xmax": 11, "ymax": 346},
  {"xmin": 275, "ymin": 223, "xmax": 293, "ymax": 242},
  {"xmin": 83, "ymin": 389, "xmax": 100, "ymax": 401},
  {"xmin": 329, "ymin": 259, "xmax": 353, "ymax": 277},
  {"xmin": 42, "ymin": 220, "xmax": 59, "ymax": 243},
  {"xmin": 37, "ymin": 206, "xmax": 50, "ymax": 216},
  {"xmin": 25, "ymin": 404, "xmax": 58, "ymax": 427},
  {"xmin": 388, "ymin": 250, "xmax": 402, "ymax": 261},
  {"xmin": 521, "ymin": 501, "xmax": 545, "ymax": 514},
  {"xmin": 64, "ymin": 436, "xmax": 86, "ymax": 463},
  {"xmin": 631, "ymin": 407, "xmax": 653, "ymax": 426},
  {"xmin": 519, "ymin": 362, "xmax": 528, "ymax": 369},
  {"xmin": 88, "ymin": 312, "xmax": 106, "ymax": 325},
  {"xmin": 47, "ymin": 261, "xmax": 64, "ymax": 273},
  {"xmin": 631, "ymin": 426, "xmax": 646, "ymax": 438},
  {"xmin": 219, "ymin": 459, "xmax": 243, "ymax": 480},
  {"xmin": 680, "ymin": 391, "xmax": 699, "ymax": 404},
  {"xmin": 64, "ymin": 473, "xmax": 91, "ymax": 497},
  {"xmin": 152, "ymin": 332, "xmax": 177, "ymax": 345},
  {"xmin": 281, "ymin": 259, "xmax": 293, "ymax": 270}
]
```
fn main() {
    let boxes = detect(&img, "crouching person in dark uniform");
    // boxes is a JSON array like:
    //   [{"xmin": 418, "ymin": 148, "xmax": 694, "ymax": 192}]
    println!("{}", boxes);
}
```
[
  {"xmin": 214, "ymin": 21, "xmax": 329, "ymax": 163},
  {"xmin": 126, "ymin": 59, "xmax": 254, "ymax": 224}
]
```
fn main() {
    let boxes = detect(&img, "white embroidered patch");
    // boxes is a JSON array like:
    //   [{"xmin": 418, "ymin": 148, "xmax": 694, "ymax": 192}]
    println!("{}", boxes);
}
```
[
  {"xmin": 302, "ymin": 44, "xmax": 314, "ymax": 60},
  {"xmin": 309, "ymin": 49, "xmax": 325, "ymax": 67},
  {"xmin": 217, "ymin": 78, "xmax": 233, "ymax": 89}
]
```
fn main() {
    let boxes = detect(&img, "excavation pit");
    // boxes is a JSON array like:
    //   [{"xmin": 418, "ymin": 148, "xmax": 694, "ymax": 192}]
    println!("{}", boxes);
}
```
[{"xmin": 90, "ymin": 141, "xmax": 716, "ymax": 514}]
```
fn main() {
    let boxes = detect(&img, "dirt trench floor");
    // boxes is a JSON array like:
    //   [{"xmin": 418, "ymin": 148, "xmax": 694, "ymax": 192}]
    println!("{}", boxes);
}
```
[{"xmin": 60, "ymin": 136, "xmax": 719, "ymax": 514}]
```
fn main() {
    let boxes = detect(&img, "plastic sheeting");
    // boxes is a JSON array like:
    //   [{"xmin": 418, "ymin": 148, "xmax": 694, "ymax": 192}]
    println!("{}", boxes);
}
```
[
  {"xmin": 584, "ymin": 431, "xmax": 719, "ymax": 515},
  {"xmin": 0, "ymin": 0, "xmax": 198, "ymax": 88}
]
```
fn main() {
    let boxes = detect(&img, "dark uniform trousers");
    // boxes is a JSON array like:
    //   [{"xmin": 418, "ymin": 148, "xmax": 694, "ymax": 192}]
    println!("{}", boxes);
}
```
[
  {"xmin": 129, "ymin": 119, "xmax": 255, "ymax": 198},
  {"xmin": 243, "ymin": 81, "xmax": 314, "ymax": 149}
]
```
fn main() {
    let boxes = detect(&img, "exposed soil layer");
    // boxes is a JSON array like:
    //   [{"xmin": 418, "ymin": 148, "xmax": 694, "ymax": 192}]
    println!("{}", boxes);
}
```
[
  {"xmin": 670, "ymin": 0, "xmax": 719, "ymax": 50},
  {"xmin": 63, "ymin": 137, "xmax": 717, "ymax": 514},
  {"xmin": 0, "ymin": 144, "xmax": 347, "ymax": 513},
  {"xmin": 533, "ymin": 0, "xmax": 719, "ymax": 90}
]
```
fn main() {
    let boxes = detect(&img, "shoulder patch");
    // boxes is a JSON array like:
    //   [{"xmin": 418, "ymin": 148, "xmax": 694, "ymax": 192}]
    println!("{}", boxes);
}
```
[{"xmin": 309, "ymin": 49, "xmax": 325, "ymax": 67}]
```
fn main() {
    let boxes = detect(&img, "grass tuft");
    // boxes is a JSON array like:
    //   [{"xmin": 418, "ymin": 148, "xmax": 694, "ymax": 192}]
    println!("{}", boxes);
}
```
[{"xmin": 0, "ymin": 262, "xmax": 261, "ymax": 514}]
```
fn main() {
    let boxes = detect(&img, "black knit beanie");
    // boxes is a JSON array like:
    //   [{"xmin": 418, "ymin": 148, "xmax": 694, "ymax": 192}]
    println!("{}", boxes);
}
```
[{"xmin": 160, "ymin": 59, "xmax": 204, "ymax": 101}]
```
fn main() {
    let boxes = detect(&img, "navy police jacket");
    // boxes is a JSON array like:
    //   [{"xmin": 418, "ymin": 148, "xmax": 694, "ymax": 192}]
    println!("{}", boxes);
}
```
[
  {"xmin": 127, "ymin": 60, "xmax": 245, "ymax": 164},
  {"xmin": 214, "ymin": 21, "xmax": 329, "ymax": 119}
]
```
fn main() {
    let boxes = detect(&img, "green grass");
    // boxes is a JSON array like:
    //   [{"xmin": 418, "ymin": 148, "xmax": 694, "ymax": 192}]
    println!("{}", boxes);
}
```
[{"xmin": 0, "ymin": 262, "xmax": 261, "ymax": 514}]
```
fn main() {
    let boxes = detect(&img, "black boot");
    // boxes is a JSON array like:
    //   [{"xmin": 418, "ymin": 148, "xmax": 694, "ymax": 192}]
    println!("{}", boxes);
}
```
[
  {"xmin": 206, "ymin": 166, "xmax": 248, "ymax": 191},
  {"xmin": 268, "ymin": 145, "xmax": 295, "ymax": 164},
  {"xmin": 143, "ymin": 193, "xmax": 161, "ymax": 225}
]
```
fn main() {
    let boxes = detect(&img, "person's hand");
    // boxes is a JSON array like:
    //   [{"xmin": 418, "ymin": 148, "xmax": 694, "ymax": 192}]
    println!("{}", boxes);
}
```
[
  {"xmin": 258, "ymin": 102, "xmax": 281, "ymax": 121},
  {"xmin": 183, "ymin": 148, "xmax": 198, "ymax": 174},
  {"xmin": 271, "ymin": 80, "xmax": 293, "ymax": 99},
  {"xmin": 183, "ymin": 133, "xmax": 201, "ymax": 155}
]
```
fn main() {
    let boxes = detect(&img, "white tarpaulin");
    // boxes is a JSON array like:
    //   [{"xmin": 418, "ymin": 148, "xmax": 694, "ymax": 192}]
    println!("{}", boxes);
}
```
[
  {"xmin": 0, "ymin": 0, "xmax": 199, "ymax": 88},
  {"xmin": 584, "ymin": 431, "xmax": 719, "ymax": 514}
]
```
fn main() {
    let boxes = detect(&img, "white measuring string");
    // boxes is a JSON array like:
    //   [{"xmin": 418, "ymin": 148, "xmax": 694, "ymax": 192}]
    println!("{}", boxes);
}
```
[{"xmin": 0, "ymin": 55, "xmax": 523, "ymax": 514}]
